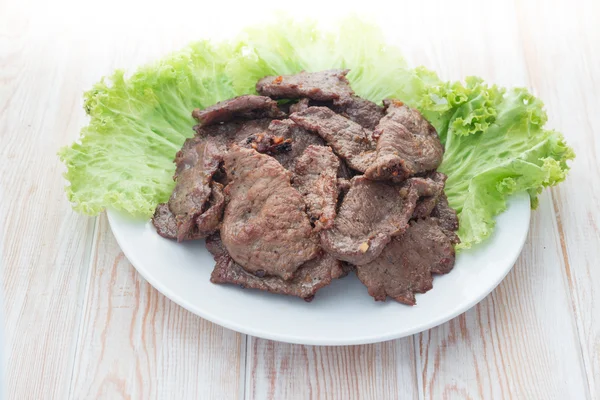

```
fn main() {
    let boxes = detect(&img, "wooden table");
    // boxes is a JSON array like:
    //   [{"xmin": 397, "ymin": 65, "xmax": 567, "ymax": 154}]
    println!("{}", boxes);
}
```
[{"xmin": 2, "ymin": 0, "xmax": 598, "ymax": 398}]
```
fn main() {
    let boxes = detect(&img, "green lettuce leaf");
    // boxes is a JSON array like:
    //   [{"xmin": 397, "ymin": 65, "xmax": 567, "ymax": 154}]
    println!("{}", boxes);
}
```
[{"xmin": 59, "ymin": 17, "xmax": 574, "ymax": 249}]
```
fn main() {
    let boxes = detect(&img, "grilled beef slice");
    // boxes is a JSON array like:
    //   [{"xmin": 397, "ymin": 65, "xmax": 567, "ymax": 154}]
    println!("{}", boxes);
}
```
[
  {"xmin": 431, "ymin": 192, "xmax": 460, "ymax": 245},
  {"xmin": 167, "ymin": 138, "xmax": 222, "ymax": 241},
  {"xmin": 292, "ymin": 145, "xmax": 340, "ymax": 231},
  {"xmin": 289, "ymin": 96, "xmax": 384, "ymax": 130},
  {"xmin": 220, "ymin": 146, "xmax": 320, "ymax": 280},
  {"xmin": 365, "ymin": 100, "xmax": 444, "ymax": 182},
  {"xmin": 194, "ymin": 182, "xmax": 226, "ymax": 235},
  {"xmin": 257, "ymin": 69, "xmax": 354, "ymax": 101},
  {"xmin": 289, "ymin": 98, "xmax": 311, "ymax": 114},
  {"xmin": 331, "ymin": 96, "xmax": 385, "ymax": 130},
  {"xmin": 356, "ymin": 218, "xmax": 455, "ymax": 305},
  {"xmin": 152, "ymin": 204, "xmax": 181, "ymax": 240},
  {"xmin": 290, "ymin": 106, "xmax": 376, "ymax": 172},
  {"xmin": 153, "ymin": 182, "xmax": 225, "ymax": 240},
  {"xmin": 407, "ymin": 171, "xmax": 460, "ymax": 244},
  {"xmin": 412, "ymin": 172, "xmax": 446, "ymax": 219},
  {"xmin": 160, "ymin": 120, "xmax": 271, "ymax": 241},
  {"xmin": 320, "ymin": 176, "xmax": 442, "ymax": 265},
  {"xmin": 259, "ymin": 119, "xmax": 325, "ymax": 170},
  {"xmin": 193, "ymin": 118, "xmax": 273, "ymax": 147},
  {"xmin": 207, "ymin": 234, "xmax": 343, "ymax": 300},
  {"xmin": 192, "ymin": 95, "xmax": 284, "ymax": 126}
]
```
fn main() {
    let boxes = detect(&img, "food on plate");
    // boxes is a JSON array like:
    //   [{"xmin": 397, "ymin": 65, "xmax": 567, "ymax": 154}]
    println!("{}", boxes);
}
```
[
  {"xmin": 220, "ymin": 146, "xmax": 320, "ymax": 280},
  {"xmin": 356, "ymin": 218, "xmax": 455, "ymax": 305},
  {"xmin": 365, "ymin": 99, "xmax": 444, "ymax": 182},
  {"xmin": 207, "ymin": 234, "xmax": 343, "ymax": 301},
  {"xmin": 191, "ymin": 95, "xmax": 284, "ymax": 125},
  {"xmin": 291, "ymin": 145, "xmax": 340, "ymax": 232},
  {"xmin": 59, "ymin": 19, "xmax": 573, "ymax": 251},
  {"xmin": 290, "ymin": 106, "xmax": 376, "ymax": 172},
  {"xmin": 58, "ymin": 19, "xmax": 574, "ymax": 303},
  {"xmin": 256, "ymin": 69, "xmax": 354, "ymax": 101},
  {"xmin": 149, "ymin": 70, "xmax": 460, "ymax": 304},
  {"xmin": 320, "ymin": 175, "xmax": 444, "ymax": 266}
]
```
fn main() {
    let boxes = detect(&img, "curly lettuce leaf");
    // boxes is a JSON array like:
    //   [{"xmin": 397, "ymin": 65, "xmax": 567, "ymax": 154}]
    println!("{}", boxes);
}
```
[
  {"xmin": 59, "ymin": 17, "xmax": 574, "ymax": 249},
  {"xmin": 437, "ymin": 88, "xmax": 574, "ymax": 248}
]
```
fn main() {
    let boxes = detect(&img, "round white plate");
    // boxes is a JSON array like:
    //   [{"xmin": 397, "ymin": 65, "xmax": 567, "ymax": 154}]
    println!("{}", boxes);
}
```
[{"xmin": 108, "ymin": 193, "xmax": 530, "ymax": 345}]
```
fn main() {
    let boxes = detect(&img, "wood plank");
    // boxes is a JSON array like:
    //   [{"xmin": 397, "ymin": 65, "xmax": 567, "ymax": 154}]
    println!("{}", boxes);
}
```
[
  {"xmin": 69, "ymin": 215, "xmax": 246, "ymax": 400},
  {"xmin": 396, "ymin": 0, "xmax": 589, "ymax": 398},
  {"xmin": 246, "ymin": 336, "xmax": 419, "ymax": 400},
  {"xmin": 515, "ymin": 0, "xmax": 600, "ymax": 396},
  {"xmin": 417, "ymin": 193, "xmax": 588, "ymax": 398},
  {"xmin": 0, "ymin": 6, "xmax": 250, "ymax": 398},
  {"xmin": 0, "ymin": 26, "xmax": 98, "ymax": 400}
]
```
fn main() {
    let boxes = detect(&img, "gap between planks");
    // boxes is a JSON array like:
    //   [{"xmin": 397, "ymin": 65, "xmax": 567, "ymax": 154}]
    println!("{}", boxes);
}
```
[
  {"xmin": 66, "ymin": 216, "xmax": 99, "ymax": 400},
  {"xmin": 549, "ymin": 193, "xmax": 592, "ymax": 399}
]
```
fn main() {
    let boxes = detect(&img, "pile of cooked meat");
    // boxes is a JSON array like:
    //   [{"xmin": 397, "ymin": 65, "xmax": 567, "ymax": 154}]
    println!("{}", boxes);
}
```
[{"xmin": 152, "ymin": 69, "xmax": 460, "ymax": 305}]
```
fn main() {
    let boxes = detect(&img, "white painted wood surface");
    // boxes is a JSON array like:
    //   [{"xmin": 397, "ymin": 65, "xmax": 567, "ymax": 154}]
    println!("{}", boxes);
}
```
[{"xmin": 2, "ymin": 0, "xmax": 598, "ymax": 399}]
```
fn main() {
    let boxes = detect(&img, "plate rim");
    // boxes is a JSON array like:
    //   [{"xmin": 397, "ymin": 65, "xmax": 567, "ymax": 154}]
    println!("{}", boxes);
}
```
[{"xmin": 107, "ymin": 193, "xmax": 530, "ymax": 346}]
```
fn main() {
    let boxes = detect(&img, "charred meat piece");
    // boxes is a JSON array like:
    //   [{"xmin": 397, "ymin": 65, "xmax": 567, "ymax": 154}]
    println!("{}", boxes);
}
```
[
  {"xmin": 153, "ymin": 182, "xmax": 225, "ymax": 240},
  {"xmin": 288, "ymin": 96, "xmax": 384, "ymax": 130},
  {"xmin": 244, "ymin": 133, "xmax": 293, "ymax": 156},
  {"xmin": 290, "ymin": 106, "xmax": 376, "ymax": 172},
  {"xmin": 257, "ymin": 70, "xmax": 353, "ymax": 101},
  {"xmin": 192, "ymin": 95, "xmax": 284, "ymax": 126},
  {"xmin": 289, "ymin": 98, "xmax": 311, "ymax": 114},
  {"xmin": 193, "ymin": 118, "xmax": 272, "ymax": 146},
  {"xmin": 412, "ymin": 172, "xmax": 446, "ymax": 219},
  {"xmin": 431, "ymin": 192, "xmax": 460, "ymax": 245},
  {"xmin": 292, "ymin": 145, "xmax": 340, "ymax": 231},
  {"xmin": 321, "ymin": 176, "xmax": 446, "ymax": 265},
  {"xmin": 256, "ymin": 119, "xmax": 325, "ymax": 170},
  {"xmin": 356, "ymin": 218, "xmax": 455, "ymax": 305},
  {"xmin": 320, "ymin": 176, "xmax": 424, "ymax": 265},
  {"xmin": 152, "ymin": 204, "xmax": 182, "ymax": 240},
  {"xmin": 365, "ymin": 100, "xmax": 444, "ymax": 182},
  {"xmin": 331, "ymin": 96, "xmax": 385, "ymax": 130},
  {"xmin": 208, "ymin": 234, "xmax": 343, "ymax": 301},
  {"xmin": 195, "ymin": 182, "xmax": 226, "ymax": 236},
  {"xmin": 220, "ymin": 146, "xmax": 320, "ymax": 280},
  {"xmin": 166, "ymin": 120, "xmax": 271, "ymax": 241},
  {"xmin": 168, "ymin": 139, "xmax": 222, "ymax": 241}
]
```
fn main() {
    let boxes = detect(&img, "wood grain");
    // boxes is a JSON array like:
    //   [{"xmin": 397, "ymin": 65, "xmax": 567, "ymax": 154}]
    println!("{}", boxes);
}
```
[
  {"xmin": 515, "ymin": 0, "xmax": 600, "ymax": 397},
  {"xmin": 69, "ymin": 216, "xmax": 246, "ymax": 400},
  {"xmin": 0, "ymin": 24, "xmax": 97, "ymax": 400},
  {"xmin": 417, "ymin": 193, "xmax": 588, "ymax": 399},
  {"xmin": 246, "ymin": 336, "xmax": 419, "ymax": 400}
]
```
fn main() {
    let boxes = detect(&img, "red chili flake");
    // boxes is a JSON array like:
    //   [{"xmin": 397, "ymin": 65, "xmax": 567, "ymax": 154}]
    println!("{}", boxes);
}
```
[{"xmin": 273, "ymin": 76, "xmax": 283, "ymax": 84}]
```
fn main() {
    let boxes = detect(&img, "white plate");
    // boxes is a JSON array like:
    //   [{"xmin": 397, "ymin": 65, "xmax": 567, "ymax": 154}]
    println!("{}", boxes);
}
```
[{"xmin": 108, "ymin": 193, "xmax": 530, "ymax": 345}]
